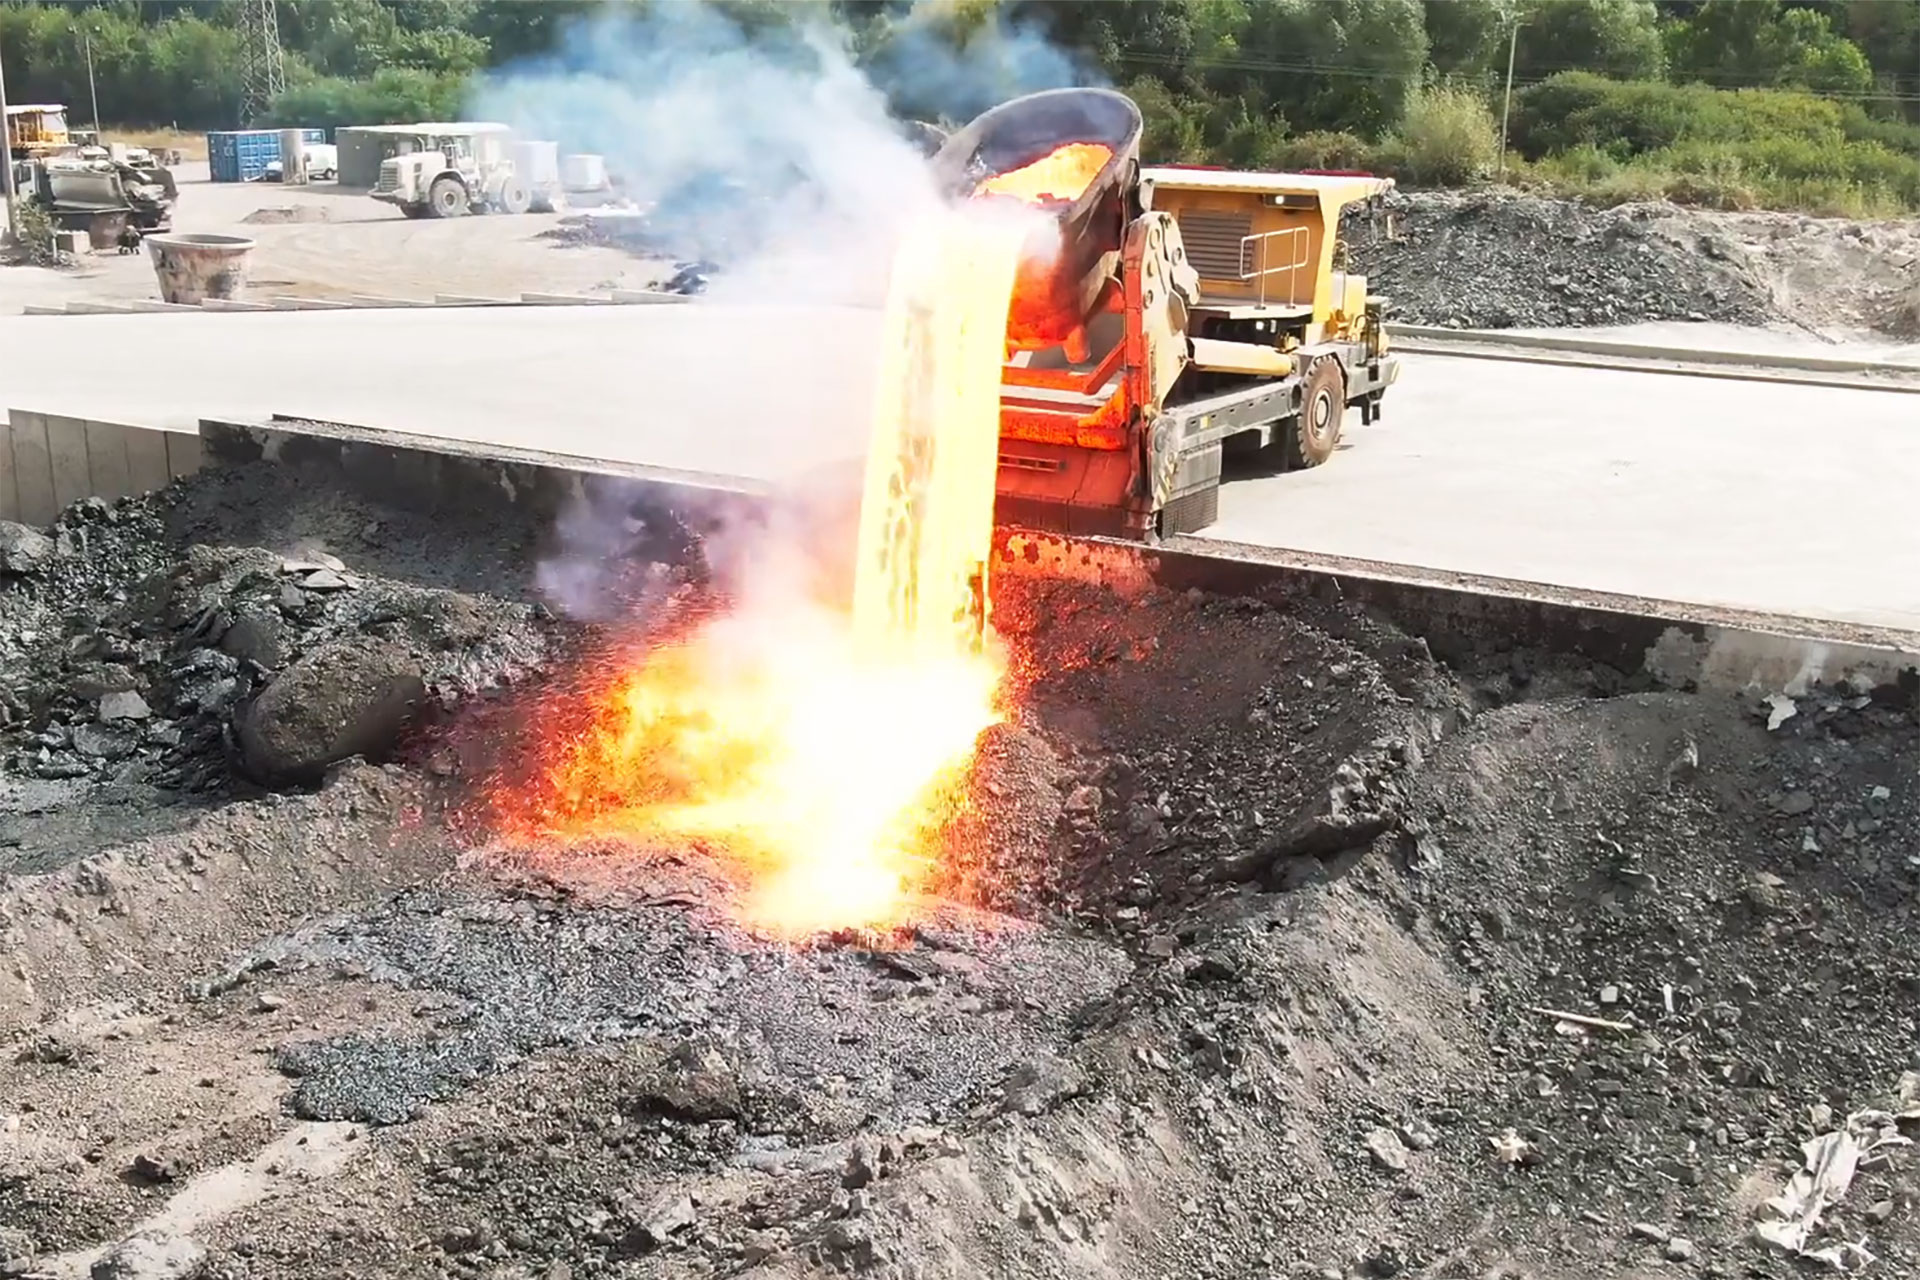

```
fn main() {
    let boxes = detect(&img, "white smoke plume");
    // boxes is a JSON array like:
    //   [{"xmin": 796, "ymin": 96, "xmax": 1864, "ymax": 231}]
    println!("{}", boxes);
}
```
[
  {"xmin": 468, "ymin": 0, "xmax": 1097, "ymax": 305},
  {"xmin": 468, "ymin": 3, "xmax": 912, "ymax": 307},
  {"xmin": 864, "ymin": 2, "xmax": 1094, "ymax": 126},
  {"xmin": 466, "ymin": 0, "xmax": 1096, "ymax": 618}
]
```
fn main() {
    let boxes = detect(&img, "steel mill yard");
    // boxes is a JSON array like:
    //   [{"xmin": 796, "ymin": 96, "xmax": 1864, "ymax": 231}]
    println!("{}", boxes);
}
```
[{"xmin": 6, "ymin": 10, "xmax": 1920, "ymax": 1280}]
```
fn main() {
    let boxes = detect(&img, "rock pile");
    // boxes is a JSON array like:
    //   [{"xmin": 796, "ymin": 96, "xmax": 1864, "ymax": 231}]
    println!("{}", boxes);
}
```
[
  {"xmin": 0, "ymin": 496, "xmax": 553, "ymax": 796},
  {"xmin": 6, "ymin": 484, "xmax": 1920, "ymax": 1280},
  {"xmin": 1351, "ymin": 190, "xmax": 1778, "ymax": 329}
]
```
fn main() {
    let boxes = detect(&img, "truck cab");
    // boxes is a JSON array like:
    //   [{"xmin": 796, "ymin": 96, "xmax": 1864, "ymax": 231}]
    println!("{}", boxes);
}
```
[{"xmin": 6, "ymin": 105, "xmax": 71, "ymax": 160}]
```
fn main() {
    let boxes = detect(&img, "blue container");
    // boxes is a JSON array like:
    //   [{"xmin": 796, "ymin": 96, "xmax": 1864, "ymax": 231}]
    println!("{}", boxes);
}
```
[{"xmin": 206, "ymin": 128, "xmax": 327, "ymax": 183}]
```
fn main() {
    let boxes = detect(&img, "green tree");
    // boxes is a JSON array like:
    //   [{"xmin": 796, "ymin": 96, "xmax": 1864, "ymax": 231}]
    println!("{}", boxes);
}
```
[
  {"xmin": 277, "ymin": 0, "xmax": 402, "ymax": 78},
  {"xmin": 1121, "ymin": 71, "xmax": 1210, "ymax": 160},
  {"xmin": 1838, "ymin": 0, "xmax": 1920, "ymax": 119},
  {"xmin": 1514, "ymin": 0, "xmax": 1665, "ymax": 82},
  {"xmin": 1204, "ymin": 0, "xmax": 1430, "ymax": 137},
  {"xmin": 0, "ymin": 2, "xmax": 243, "ymax": 128},
  {"xmin": 261, "ymin": 66, "xmax": 467, "ymax": 132},
  {"xmin": 1667, "ymin": 0, "xmax": 1872, "ymax": 92},
  {"xmin": 1423, "ymin": 0, "xmax": 1513, "ymax": 81},
  {"xmin": 465, "ymin": 0, "xmax": 623, "ymax": 64},
  {"xmin": 386, "ymin": 0, "xmax": 481, "ymax": 33},
  {"xmin": 141, "ymin": 12, "xmax": 245, "ymax": 126},
  {"xmin": 1009, "ymin": 0, "xmax": 1203, "ymax": 94},
  {"xmin": 384, "ymin": 25, "xmax": 490, "ymax": 73}
]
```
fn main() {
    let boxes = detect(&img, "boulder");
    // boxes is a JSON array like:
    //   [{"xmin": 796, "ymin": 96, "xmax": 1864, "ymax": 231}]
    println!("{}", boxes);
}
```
[
  {"xmin": 219, "ymin": 607, "xmax": 288, "ymax": 668},
  {"xmin": 98, "ymin": 690, "xmax": 152, "ymax": 722},
  {"xmin": 0, "ymin": 522, "xmax": 55, "ymax": 575},
  {"xmin": 0, "ymin": 1228, "xmax": 35, "ymax": 1279},
  {"xmin": 237, "ymin": 637, "xmax": 425, "ymax": 783}
]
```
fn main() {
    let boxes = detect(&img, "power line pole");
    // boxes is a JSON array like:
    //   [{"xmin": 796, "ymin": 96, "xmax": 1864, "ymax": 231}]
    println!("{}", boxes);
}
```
[
  {"xmin": 238, "ymin": 0, "xmax": 285, "ymax": 127},
  {"xmin": 0, "ymin": 26, "xmax": 18, "ymax": 245},
  {"xmin": 81, "ymin": 28, "xmax": 100, "ymax": 138},
  {"xmin": 1497, "ymin": 14, "xmax": 1520, "ymax": 179}
]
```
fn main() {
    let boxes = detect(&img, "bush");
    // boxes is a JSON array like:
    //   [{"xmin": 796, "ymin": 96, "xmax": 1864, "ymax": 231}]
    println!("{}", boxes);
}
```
[
  {"xmin": 1387, "ymin": 84, "xmax": 1499, "ymax": 185},
  {"xmin": 1510, "ymin": 71, "xmax": 1920, "ymax": 160},
  {"xmin": 1505, "ymin": 71, "xmax": 1920, "ymax": 215},
  {"xmin": 1266, "ymin": 130, "xmax": 1377, "ymax": 172},
  {"xmin": 1126, "ymin": 76, "xmax": 1209, "ymax": 165},
  {"xmin": 4, "ymin": 201, "xmax": 64, "ymax": 267},
  {"xmin": 1540, "ymin": 142, "xmax": 1620, "ymax": 184},
  {"xmin": 261, "ymin": 68, "xmax": 470, "ymax": 135},
  {"xmin": 1216, "ymin": 112, "xmax": 1293, "ymax": 170}
]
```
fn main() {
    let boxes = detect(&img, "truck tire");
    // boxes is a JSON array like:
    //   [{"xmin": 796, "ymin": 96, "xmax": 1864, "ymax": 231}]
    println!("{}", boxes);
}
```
[
  {"xmin": 1284, "ymin": 355, "xmax": 1346, "ymax": 469},
  {"xmin": 496, "ymin": 179, "xmax": 532, "ymax": 215},
  {"xmin": 427, "ymin": 176, "xmax": 469, "ymax": 218}
]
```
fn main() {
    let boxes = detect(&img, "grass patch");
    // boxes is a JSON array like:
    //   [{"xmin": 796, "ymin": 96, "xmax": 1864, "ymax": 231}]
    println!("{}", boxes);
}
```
[{"xmin": 108, "ymin": 126, "xmax": 208, "ymax": 160}]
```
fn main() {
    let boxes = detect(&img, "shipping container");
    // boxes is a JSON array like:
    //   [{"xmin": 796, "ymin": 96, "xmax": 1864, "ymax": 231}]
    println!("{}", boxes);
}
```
[{"xmin": 206, "ymin": 128, "xmax": 326, "ymax": 183}]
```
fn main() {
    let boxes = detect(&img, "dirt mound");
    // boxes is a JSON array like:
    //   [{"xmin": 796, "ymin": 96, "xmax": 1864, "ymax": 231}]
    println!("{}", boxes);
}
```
[
  {"xmin": 1705, "ymin": 208, "xmax": 1920, "ymax": 337},
  {"xmin": 1354, "ymin": 189, "xmax": 1920, "ymax": 338},
  {"xmin": 240, "ymin": 205, "xmax": 334, "ymax": 226},
  {"xmin": 3, "ymin": 505, "xmax": 1918, "ymax": 1279}
]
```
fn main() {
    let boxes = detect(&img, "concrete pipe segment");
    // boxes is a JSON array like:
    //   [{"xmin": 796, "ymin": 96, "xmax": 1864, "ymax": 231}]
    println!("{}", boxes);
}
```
[{"xmin": 145, "ymin": 233, "xmax": 258, "ymax": 306}]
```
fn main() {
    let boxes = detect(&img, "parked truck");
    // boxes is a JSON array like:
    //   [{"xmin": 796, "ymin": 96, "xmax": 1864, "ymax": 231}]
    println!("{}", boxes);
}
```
[
  {"xmin": 5, "ymin": 104, "xmax": 71, "ymax": 160},
  {"xmin": 15, "ymin": 150, "xmax": 178, "ymax": 251},
  {"xmin": 931, "ymin": 88, "xmax": 1399, "ymax": 540}
]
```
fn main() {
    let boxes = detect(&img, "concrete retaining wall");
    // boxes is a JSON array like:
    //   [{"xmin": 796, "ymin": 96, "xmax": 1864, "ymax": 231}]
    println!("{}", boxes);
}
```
[
  {"xmin": 998, "ymin": 533, "xmax": 1920, "ymax": 701},
  {"xmin": 1, "ymin": 409, "xmax": 202, "ymax": 525},
  {"xmin": 5, "ymin": 405, "xmax": 1914, "ymax": 704},
  {"xmin": 198, "ymin": 414, "xmax": 1920, "ymax": 704}
]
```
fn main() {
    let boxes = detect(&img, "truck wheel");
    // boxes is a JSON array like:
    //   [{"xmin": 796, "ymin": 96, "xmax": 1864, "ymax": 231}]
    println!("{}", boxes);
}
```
[
  {"xmin": 427, "ymin": 177, "xmax": 469, "ymax": 218},
  {"xmin": 1284, "ymin": 356, "xmax": 1346, "ymax": 469},
  {"xmin": 497, "ymin": 180, "xmax": 532, "ymax": 215}
]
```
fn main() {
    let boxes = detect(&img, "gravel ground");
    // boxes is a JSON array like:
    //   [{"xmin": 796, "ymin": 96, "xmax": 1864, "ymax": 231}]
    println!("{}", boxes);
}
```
[
  {"xmin": 0, "ymin": 163, "xmax": 661, "ymax": 314},
  {"xmin": 1, "ymin": 473, "xmax": 1917, "ymax": 1280},
  {"xmin": 1351, "ymin": 189, "xmax": 1920, "ymax": 338}
]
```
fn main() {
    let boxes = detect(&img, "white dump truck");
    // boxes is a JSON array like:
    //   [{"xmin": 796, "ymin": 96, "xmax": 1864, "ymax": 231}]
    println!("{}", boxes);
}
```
[{"xmin": 370, "ymin": 124, "xmax": 561, "ymax": 218}]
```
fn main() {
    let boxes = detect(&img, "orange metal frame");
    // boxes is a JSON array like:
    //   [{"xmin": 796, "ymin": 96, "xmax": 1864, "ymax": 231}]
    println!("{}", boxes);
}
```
[{"xmin": 996, "ymin": 291, "xmax": 1134, "ymax": 452}]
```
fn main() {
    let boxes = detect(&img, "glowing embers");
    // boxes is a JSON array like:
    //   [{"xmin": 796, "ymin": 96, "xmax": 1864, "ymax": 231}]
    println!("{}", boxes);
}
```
[
  {"xmin": 495, "ymin": 204, "xmax": 1031, "ymax": 939},
  {"xmin": 494, "ymin": 602, "xmax": 1001, "ymax": 938},
  {"xmin": 973, "ymin": 142, "xmax": 1114, "ymax": 206}
]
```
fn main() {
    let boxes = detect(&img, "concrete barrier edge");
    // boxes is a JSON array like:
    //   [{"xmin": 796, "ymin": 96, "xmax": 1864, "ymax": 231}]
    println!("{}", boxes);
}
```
[
  {"xmin": 185, "ymin": 415, "xmax": 1920, "ymax": 705},
  {"xmin": 1389, "ymin": 323, "xmax": 1920, "ymax": 379}
]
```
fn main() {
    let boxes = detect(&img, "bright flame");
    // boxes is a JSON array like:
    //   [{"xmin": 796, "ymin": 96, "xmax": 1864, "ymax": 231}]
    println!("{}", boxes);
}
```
[
  {"xmin": 974, "ymin": 142, "xmax": 1113, "ymax": 205},
  {"xmin": 494, "ymin": 204, "xmax": 1031, "ymax": 939}
]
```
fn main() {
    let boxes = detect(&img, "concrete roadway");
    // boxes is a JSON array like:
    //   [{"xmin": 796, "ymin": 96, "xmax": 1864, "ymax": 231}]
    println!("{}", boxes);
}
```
[
  {"xmin": 1, "ymin": 305, "xmax": 1916, "ymax": 631},
  {"xmin": 1206, "ymin": 353, "xmax": 1920, "ymax": 632}
]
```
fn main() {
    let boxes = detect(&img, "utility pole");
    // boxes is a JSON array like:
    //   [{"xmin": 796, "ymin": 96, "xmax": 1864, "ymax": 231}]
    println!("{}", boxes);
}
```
[
  {"xmin": 82, "ymin": 29, "xmax": 100, "ymax": 137},
  {"xmin": 238, "ymin": 0, "xmax": 285, "ymax": 126},
  {"xmin": 1497, "ymin": 13, "xmax": 1520, "ymax": 179},
  {"xmin": 0, "ymin": 26, "xmax": 18, "ymax": 245}
]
